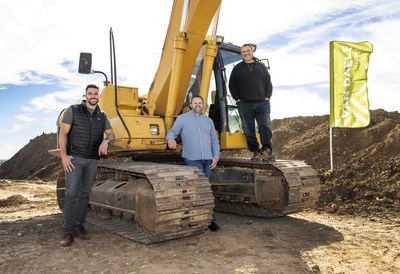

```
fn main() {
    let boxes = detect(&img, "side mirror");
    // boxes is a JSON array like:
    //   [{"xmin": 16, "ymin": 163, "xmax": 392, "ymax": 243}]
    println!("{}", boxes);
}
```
[{"xmin": 78, "ymin": 53, "xmax": 92, "ymax": 74}]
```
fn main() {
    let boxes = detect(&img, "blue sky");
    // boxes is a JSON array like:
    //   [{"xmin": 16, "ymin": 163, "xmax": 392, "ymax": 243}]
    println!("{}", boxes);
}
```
[{"xmin": 0, "ymin": 0, "xmax": 399, "ymax": 159}]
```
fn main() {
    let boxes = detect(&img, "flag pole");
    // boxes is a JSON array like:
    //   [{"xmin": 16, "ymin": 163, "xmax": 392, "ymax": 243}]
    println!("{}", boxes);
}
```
[{"xmin": 329, "ymin": 126, "xmax": 333, "ymax": 171}]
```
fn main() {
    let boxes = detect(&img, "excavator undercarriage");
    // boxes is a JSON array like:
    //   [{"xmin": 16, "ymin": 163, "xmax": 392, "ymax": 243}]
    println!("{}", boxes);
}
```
[
  {"xmin": 212, "ymin": 157, "xmax": 320, "ymax": 218},
  {"xmin": 55, "ymin": 152, "xmax": 320, "ymax": 244},
  {"xmin": 128, "ymin": 151, "xmax": 321, "ymax": 216}
]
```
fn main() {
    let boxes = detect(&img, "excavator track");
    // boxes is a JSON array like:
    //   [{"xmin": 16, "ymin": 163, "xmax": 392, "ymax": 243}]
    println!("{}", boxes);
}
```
[
  {"xmin": 127, "ymin": 152, "xmax": 321, "ymax": 218},
  {"xmin": 211, "ymin": 157, "xmax": 321, "ymax": 218},
  {"xmin": 57, "ymin": 161, "xmax": 215, "ymax": 244}
]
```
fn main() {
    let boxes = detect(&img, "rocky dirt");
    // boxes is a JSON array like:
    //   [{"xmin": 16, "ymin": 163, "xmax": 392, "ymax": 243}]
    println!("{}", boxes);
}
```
[{"xmin": 0, "ymin": 109, "xmax": 399, "ymax": 273}]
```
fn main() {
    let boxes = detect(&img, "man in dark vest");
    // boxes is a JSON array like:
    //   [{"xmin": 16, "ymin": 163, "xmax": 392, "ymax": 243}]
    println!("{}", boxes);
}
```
[{"xmin": 58, "ymin": 84, "xmax": 115, "ymax": 247}]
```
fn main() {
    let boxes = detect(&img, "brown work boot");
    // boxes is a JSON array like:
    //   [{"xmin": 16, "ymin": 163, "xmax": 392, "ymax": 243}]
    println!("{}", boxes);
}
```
[
  {"xmin": 261, "ymin": 149, "xmax": 275, "ymax": 162},
  {"xmin": 251, "ymin": 151, "xmax": 261, "ymax": 161},
  {"xmin": 74, "ymin": 228, "xmax": 91, "ymax": 240},
  {"xmin": 60, "ymin": 234, "xmax": 74, "ymax": 247}
]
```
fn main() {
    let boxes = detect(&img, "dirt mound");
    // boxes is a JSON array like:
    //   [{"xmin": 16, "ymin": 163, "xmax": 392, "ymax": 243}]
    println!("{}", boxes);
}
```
[
  {"xmin": 0, "ymin": 194, "xmax": 30, "ymax": 207},
  {"xmin": 271, "ymin": 109, "xmax": 400, "ymax": 218},
  {"xmin": 272, "ymin": 109, "xmax": 400, "ymax": 170},
  {"xmin": 0, "ymin": 133, "xmax": 62, "ymax": 181},
  {"xmin": 0, "ymin": 109, "xmax": 399, "ymax": 218}
]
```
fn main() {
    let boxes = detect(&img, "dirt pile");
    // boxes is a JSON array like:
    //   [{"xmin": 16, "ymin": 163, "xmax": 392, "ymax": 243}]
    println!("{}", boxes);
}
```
[
  {"xmin": 0, "ymin": 109, "xmax": 399, "ymax": 218},
  {"xmin": 0, "ymin": 194, "xmax": 29, "ymax": 207},
  {"xmin": 0, "ymin": 133, "xmax": 61, "ymax": 181},
  {"xmin": 271, "ymin": 109, "xmax": 400, "ymax": 218}
]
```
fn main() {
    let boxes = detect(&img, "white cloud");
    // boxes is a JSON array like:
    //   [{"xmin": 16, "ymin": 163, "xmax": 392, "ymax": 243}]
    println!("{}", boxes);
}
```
[
  {"xmin": 0, "ymin": 124, "xmax": 24, "ymax": 134},
  {"xmin": 15, "ymin": 114, "xmax": 36, "ymax": 122},
  {"xmin": 28, "ymin": 90, "xmax": 84, "ymax": 112},
  {"xmin": 273, "ymin": 88, "xmax": 328, "ymax": 119},
  {"xmin": 0, "ymin": 0, "xmax": 172, "ymax": 90},
  {"xmin": 0, "ymin": 143, "xmax": 22, "ymax": 160}
]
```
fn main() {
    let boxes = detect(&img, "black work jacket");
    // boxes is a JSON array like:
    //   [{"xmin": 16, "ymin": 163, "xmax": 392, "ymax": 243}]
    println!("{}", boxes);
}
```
[
  {"xmin": 229, "ymin": 60, "xmax": 273, "ymax": 102},
  {"xmin": 67, "ymin": 104, "xmax": 106, "ymax": 160}
]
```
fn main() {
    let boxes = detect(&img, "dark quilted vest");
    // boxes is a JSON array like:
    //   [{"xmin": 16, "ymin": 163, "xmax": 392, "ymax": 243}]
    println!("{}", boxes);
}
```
[{"xmin": 67, "ymin": 104, "xmax": 106, "ymax": 160}]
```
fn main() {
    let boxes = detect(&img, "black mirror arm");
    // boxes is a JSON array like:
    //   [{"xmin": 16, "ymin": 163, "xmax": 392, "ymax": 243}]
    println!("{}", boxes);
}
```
[{"xmin": 92, "ymin": 70, "xmax": 109, "ymax": 86}]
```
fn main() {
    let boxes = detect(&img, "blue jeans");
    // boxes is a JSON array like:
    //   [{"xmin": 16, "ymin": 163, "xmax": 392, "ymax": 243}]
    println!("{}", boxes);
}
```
[
  {"xmin": 63, "ymin": 156, "xmax": 98, "ymax": 235},
  {"xmin": 182, "ymin": 158, "xmax": 217, "ymax": 224},
  {"xmin": 183, "ymin": 158, "xmax": 212, "ymax": 179},
  {"xmin": 237, "ymin": 100, "xmax": 272, "ymax": 153}
]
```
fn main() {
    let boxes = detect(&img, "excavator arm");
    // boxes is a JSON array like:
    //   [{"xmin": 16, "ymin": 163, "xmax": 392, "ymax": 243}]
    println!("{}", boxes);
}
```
[{"xmin": 146, "ymin": 0, "xmax": 222, "ymax": 131}]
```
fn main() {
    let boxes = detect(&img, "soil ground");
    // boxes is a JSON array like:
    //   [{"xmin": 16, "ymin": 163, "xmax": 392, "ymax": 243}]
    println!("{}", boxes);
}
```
[
  {"xmin": 0, "ymin": 109, "xmax": 399, "ymax": 273},
  {"xmin": 0, "ymin": 179, "xmax": 398, "ymax": 274}
]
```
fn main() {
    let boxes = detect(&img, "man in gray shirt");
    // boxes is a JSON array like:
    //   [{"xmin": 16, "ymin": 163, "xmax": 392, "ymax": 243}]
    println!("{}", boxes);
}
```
[
  {"xmin": 59, "ymin": 84, "xmax": 115, "ymax": 247},
  {"xmin": 166, "ymin": 95, "xmax": 220, "ymax": 231}
]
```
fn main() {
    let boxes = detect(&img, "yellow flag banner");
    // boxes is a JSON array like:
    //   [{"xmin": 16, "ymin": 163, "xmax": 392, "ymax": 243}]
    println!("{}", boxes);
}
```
[{"xmin": 329, "ymin": 41, "xmax": 373, "ymax": 128}]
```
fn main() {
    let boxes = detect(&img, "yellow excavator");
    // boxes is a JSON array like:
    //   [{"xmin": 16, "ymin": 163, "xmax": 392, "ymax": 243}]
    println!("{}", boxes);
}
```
[{"xmin": 50, "ymin": 0, "xmax": 320, "ymax": 244}]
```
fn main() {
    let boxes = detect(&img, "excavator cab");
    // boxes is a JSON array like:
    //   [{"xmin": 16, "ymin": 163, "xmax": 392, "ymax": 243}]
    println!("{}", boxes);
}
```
[{"xmin": 186, "ymin": 42, "xmax": 264, "ymax": 149}]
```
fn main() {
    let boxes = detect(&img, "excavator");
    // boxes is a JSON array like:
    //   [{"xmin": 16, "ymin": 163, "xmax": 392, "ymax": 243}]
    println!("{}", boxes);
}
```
[{"xmin": 50, "ymin": 0, "xmax": 320, "ymax": 244}]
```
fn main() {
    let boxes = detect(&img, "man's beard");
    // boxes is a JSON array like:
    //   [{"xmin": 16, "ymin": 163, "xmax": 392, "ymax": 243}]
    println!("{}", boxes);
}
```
[
  {"xmin": 87, "ymin": 99, "xmax": 98, "ymax": 106},
  {"xmin": 193, "ymin": 107, "xmax": 202, "ymax": 114}
]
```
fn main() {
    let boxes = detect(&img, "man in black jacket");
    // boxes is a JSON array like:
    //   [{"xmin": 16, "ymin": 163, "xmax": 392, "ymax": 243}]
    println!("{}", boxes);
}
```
[
  {"xmin": 229, "ymin": 44, "xmax": 274, "ymax": 162},
  {"xmin": 58, "ymin": 84, "xmax": 115, "ymax": 247}
]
